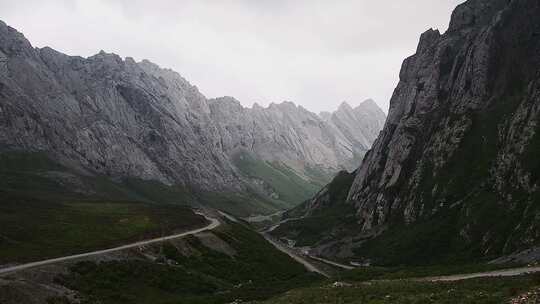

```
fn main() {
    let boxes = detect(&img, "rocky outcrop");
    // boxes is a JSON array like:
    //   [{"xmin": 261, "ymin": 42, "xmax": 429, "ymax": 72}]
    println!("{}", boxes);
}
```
[
  {"xmin": 0, "ymin": 20, "xmax": 385, "ymax": 209},
  {"xmin": 279, "ymin": 0, "xmax": 540, "ymax": 264}
]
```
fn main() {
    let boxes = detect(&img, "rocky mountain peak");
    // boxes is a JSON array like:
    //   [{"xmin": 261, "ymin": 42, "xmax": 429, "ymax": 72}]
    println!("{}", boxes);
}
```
[
  {"xmin": 209, "ymin": 96, "xmax": 241, "ymax": 105},
  {"xmin": 138, "ymin": 58, "xmax": 163, "ymax": 72},
  {"xmin": 355, "ymin": 99, "xmax": 382, "ymax": 113},
  {"xmin": 0, "ymin": 20, "xmax": 34, "ymax": 57},
  {"xmin": 359, "ymin": 98, "xmax": 376, "ymax": 107},
  {"xmin": 268, "ymin": 101, "xmax": 298, "ymax": 112},
  {"xmin": 416, "ymin": 28, "xmax": 441, "ymax": 53},
  {"xmin": 337, "ymin": 101, "xmax": 354, "ymax": 112},
  {"xmin": 0, "ymin": 19, "xmax": 387, "ymax": 214},
  {"xmin": 88, "ymin": 50, "xmax": 123, "ymax": 66},
  {"xmin": 252, "ymin": 102, "xmax": 263, "ymax": 110},
  {"xmin": 448, "ymin": 0, "xmax": 509, "ymax": 32},
  {"xmin": 319, "ymin": 111, "xmax": 332, "ymax": 121}
]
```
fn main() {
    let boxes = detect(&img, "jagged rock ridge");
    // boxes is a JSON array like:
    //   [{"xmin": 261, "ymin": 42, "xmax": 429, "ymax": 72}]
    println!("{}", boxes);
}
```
[
  {"xmin": 0, "ymin": 20, "xmax": 385, "ymax": 212},
  {"xmin": 209, "ymin": 97, "xmax": 384, "ymax": 176}
]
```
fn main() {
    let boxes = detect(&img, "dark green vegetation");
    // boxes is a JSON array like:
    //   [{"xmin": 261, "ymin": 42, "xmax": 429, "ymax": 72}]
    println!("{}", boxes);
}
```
[
  {"xmin": 233, "ymin": 151, "xmax": 332, "ymax": 209},
  {"xmin": 196, "ymin": 190, "xmax": 285, "ymax": 218},
  {"xmin": 0, "ymin": 195, "xmax": 206, "ymax": 263},
  {"xmin": 0, "ymin": 149, "xmax": 292, "ymax": 267},
  {"xmin": 0, "ymin": 150, "xmax": 288, "ymax": 219},
  {"xmin": 57, "ymin": 221, "xmax": 320, "ymax": 304},
  {"xmin": 351, "ymin": 207, "xmax": 465, "ymax": 266},
  {"xmin": 339, "ymin": 264, "xmax": 521, "ymax": 282},
  {"xmin": 271, "ymin": 171, "xmax": 358, "ymax": 246},
  {"xmin": 258, "ymin": 274, "xmax": 540, "ymax": 304},
  {"xmin": 0, "ymin": 151, "xmax": 211, "ymax": 263},
  {"xmin": 0, "ymin": 151, "xmax": 192, "ymax": 204}
]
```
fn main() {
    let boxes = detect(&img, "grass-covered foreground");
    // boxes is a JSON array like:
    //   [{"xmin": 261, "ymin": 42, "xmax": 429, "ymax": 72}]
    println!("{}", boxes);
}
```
[
  {"xmin": 50, "ymin": 220, "xmax": 319, "ymax": 304},
  {"xmin": 257, "ymin": 274, "xmax": 540, "ymax": 304},
  {"xmin": 0, "ymin": 150, "xmax": 299, "ymax": 265},
  {"xmin": 0, "ymin": 194, "xmax": 206, "ymax": 264},
  {"xmin": 338, "ymin": 263, "xmax": 523, "ymax": 282},
  {"xmin": 0, "ymin": 151, "xmax": 212, "ymax": 264}
]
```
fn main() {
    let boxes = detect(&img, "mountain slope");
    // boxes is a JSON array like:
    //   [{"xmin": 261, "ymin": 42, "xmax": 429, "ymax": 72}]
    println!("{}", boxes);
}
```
[
  {"xmin": 0, "ymin": 20, "xmax": 385, "ymax": 215},
  {"xmin": 275, "ymin": 0, "xmax": 540, "ymax": 265},
  {"xmin": 209, "ymin": 97, "xmax": 385, "ymax": 206},
  {"xmin": 0, "ymin": 22, "xmax": 237, "ymax": 191},
  {"xmin": 324, "ymin": 100, "xmax": 386, "ymax": 163}
]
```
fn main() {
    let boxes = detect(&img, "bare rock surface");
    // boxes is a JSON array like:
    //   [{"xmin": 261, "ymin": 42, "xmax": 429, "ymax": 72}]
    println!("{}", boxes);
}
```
[
  {"xmin": 280, "ymin": 0, "xmax": 540, "ymax": 264},
  {"xmin": 0, "ymin": 20, "xmax": 385, "ymax": 205}
]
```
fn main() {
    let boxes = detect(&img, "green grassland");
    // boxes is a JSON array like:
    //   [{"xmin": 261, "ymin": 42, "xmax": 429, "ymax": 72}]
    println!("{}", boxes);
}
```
[
  {"xmin": 339, "ymin": 263, "xmax": 522, "ymax": 282},
  {"xmin": 258, "ymin": 274, "xmax": 540, "ymax": 304},
  {"xmin": 232, "ymin": 151, "xmax": 332, "ymax": 208},
  {"xmin": 196, "ymin": 190, "xmax": 287, "ymax": 218},
  {"xmin": 0, "ymin": 150, "xmax": 296, "ymax": 266},
  {"xmin": 270, "ymin": 171, "xmax": 358, "ymax": 246},
  {"xmin": 0, "ymin": 194, "xmax": 206, "ymax": 263},
  {"xmin": 54, "ymin": 220, "xmax": 320, "ymax": 304},
  {"xmin": 0, "ymin": 151, "xmax": 206, "ymax": 263},
  {"xmin": 0, "ymin": 150, "xmax": 297, "ymax": 218}
]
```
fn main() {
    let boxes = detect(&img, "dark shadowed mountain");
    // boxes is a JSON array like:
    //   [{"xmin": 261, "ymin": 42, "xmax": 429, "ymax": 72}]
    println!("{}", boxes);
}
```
[{"xmin": 273, "ymin": 0, "xmax": 540, "ymax": 265}]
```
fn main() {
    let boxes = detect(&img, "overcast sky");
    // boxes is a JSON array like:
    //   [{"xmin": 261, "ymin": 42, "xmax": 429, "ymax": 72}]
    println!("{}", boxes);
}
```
[{"xmin": 0, "ymin": 0, "xmax": 463, "ymax": 113}]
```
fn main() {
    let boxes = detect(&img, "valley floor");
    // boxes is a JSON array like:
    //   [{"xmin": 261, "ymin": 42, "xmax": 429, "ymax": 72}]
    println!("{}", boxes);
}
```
[
  {"xmin": 255, "ymin": 274, "xmax": 540, "ymax": 304},
  {"xmin": 0, "ymin": 213, "xmax": 320, "ymax": 304},
  {"xmin": 1, "ymin": 207, "xmax": 540, "ymax": 304},
  {"xmin": 0, "ymin": 212, "xmax": 219, "ymax": 276}
]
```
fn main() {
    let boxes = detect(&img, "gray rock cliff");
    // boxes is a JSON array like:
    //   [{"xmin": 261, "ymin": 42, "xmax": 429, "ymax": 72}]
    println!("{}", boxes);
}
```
[
  {"xmin": 277, "ymin": 0, "xmax": 540, "ymax": 264},
  {"xmin": 0, "ymin": 20, "xmax": 385, "ymax": 210}
]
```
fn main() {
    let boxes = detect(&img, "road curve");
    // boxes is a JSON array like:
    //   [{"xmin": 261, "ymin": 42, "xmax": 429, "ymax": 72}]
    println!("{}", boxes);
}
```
[
  {"xmin": 262, "ymin": 234, "xmax": 330, "ymax": 278},
  {"xmin": 0, "ymin": 212, "xmax": 220, "ymax": 276},
  {"xmin": 308, "ymin": 255, "xmax": 355, "ymax": 270},
  {"xmin": 217, "ymin": 210, "xmax": 330, "ymax": 278},
  {"xmin": 266, "ymin": 216, "xmax": 305, "ymax": 233},
  {"xmin": 422, "ymin": 266, "xmax": 540, "ymax": 282}
]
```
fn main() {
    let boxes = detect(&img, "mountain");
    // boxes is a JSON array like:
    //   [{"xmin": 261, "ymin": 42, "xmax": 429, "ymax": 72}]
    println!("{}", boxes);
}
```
[
  {"xmin": 273, "ymin": 0, "xmax": 540, "ymax": 265},
  {"xmin": 208, "ymin": 96, "xmax": 386, "ymax": 210},
  {"xmin": 210, "ymin": 97, "xmax": 383, "ymax": 175},
  {"xmin": 0, "ymin": 20, "xmax": 385, "ymax": 216},
  {"xmin": 322, "ymin": 100, "xmax": 386, "ymax": 168}
]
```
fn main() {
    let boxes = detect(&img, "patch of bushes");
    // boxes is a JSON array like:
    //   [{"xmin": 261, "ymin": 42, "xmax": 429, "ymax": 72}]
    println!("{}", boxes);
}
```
[{"xmin": 62, "ymin": 221, "xmax": 320, "ymax": 304}]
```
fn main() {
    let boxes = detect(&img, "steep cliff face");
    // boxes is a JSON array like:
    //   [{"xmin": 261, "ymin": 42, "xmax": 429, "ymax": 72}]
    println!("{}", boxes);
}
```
[
  {"xmin": 0, "ymin": 20, "xmax": 240, "ymax": 192},
  {"xmin": 0, "ymin": 20, "xmax": 385, "ymax": 213},
  {"xmin": 277, "ymin": 0, "xmax": 540, "ymax": 264}
]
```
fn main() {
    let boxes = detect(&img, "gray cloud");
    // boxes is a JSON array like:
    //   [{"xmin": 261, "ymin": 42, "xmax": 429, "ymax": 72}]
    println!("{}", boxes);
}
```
[{"xmin": 0, "ymin": 0, "xmax": 463, "ymax": 113}]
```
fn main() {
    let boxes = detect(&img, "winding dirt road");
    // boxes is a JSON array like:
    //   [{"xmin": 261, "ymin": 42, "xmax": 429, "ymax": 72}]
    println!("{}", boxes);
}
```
[
  {"xmin": 263, "ymin": 214, "xmax": 540, "ymax": 282},
  {"xmin": 422, "ymin": 266, "xmax": 540, "ymax": 282},
  {"xmin": 262, "ymin": 234, "xmax": 330, "ymax": 278},
  {"xmin": 308, "ymin": 255, "xmax": 355, "ymax": 270},
  {"xmin": 0, "ymin": 213, "xmax": 220, "ymax": 276}
]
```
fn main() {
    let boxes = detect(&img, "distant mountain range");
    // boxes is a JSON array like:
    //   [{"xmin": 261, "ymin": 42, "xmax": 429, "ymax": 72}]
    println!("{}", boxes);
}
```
[
  {"xmin": 273, "ymin": 0, "xmax": 540, "ymax": 265},
  {"xmin": 0, "ymin": 20, "xmax": 385, "ymax": 216}
]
